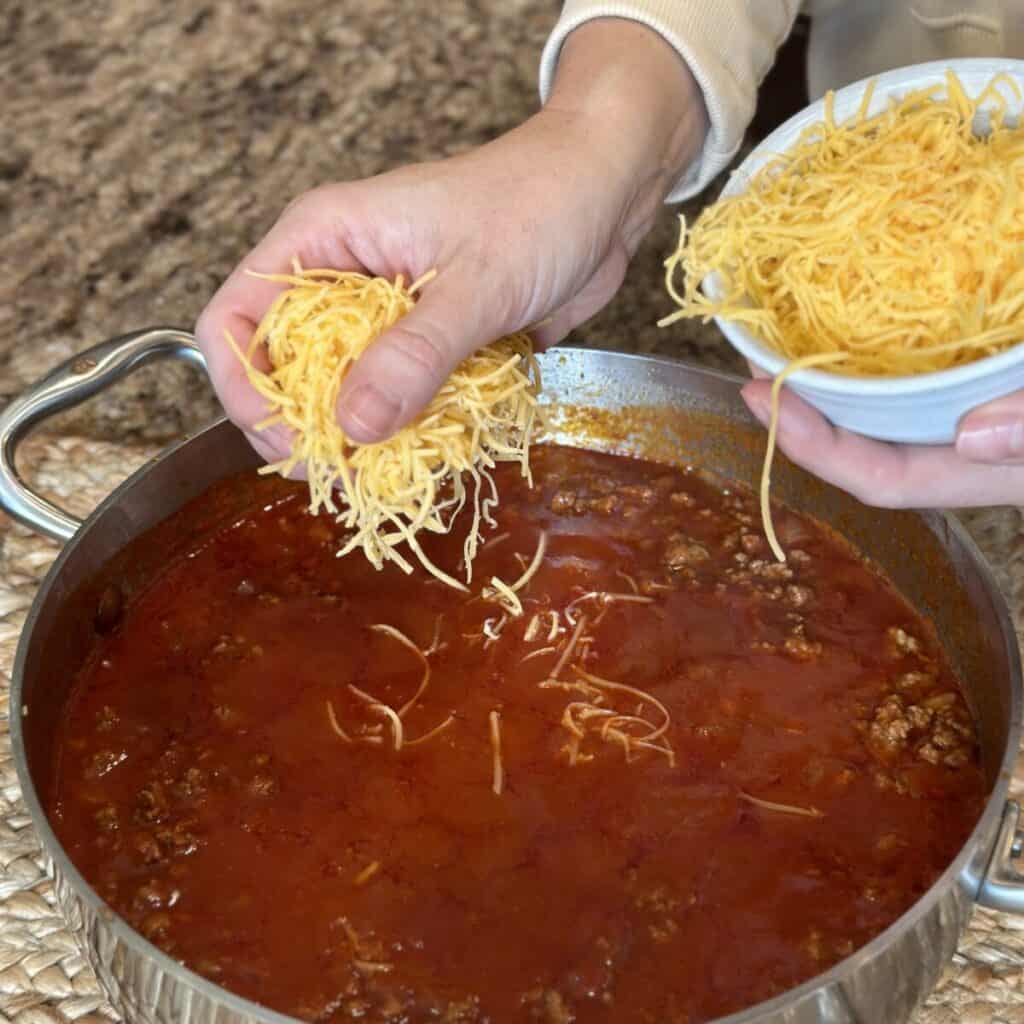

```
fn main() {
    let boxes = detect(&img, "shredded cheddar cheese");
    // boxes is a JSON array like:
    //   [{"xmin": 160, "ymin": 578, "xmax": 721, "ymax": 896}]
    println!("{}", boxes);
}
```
[
  {"xmin": 405, "ymin": 714, "xmax": 455, "ymax": 747},
  {"xmin": 520, "ymin": 645, "xmax": 558, "ymax": 664},
  {"xmin": 326, "ymin": 700, "xmax": 353, "ymax": 743},
  {"xmin": 326, "ymin": 622, "xmax": 451, "ymax": 751},
  {"xmin": 354, "ymin": 861, "xmax": 381, "ymax": 885},
  {"xmin": 228, "ymin": 267, "xmax": 540, "ymax": 587},
  {"xmin": 738, "ymin": 792, "xmax": 824, "ymax": 820},
  {"xmin": 539, "ymin": 668, "xmax": 675, "ymax": 768},
  {"xmin": 564, "ymin": 590, "xmax": 655, "ymax": 627},
  {"xmin": 489, "ymin": 710, "xmax": 503, "ymax": 795},
  {"xmin": 659, "ymin": 70, "xmax": 1024, "ymax": 561},
  {"xmin": 483, "ymin": 530, "xmax": 548, "ymax": 617},
  {"xmin": 349, "ymin": 685, "xmax": 405, "ymax": 751},
  {"xmin": 550, "ymin": 614, "xmax": 587, "ymax": 682},
  {"xmin": 368, "ymin": 623, "xmax": 430, "ymax": 718}
]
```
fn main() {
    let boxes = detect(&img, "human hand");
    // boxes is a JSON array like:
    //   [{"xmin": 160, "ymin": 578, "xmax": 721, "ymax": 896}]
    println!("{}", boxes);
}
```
[
  {"xmin": 741, "ymin": 381, "xmax": 1024, "ymax": 508},
  {"xmin": 196, "ymin": 20, "xmax": 707, "ymax": 462}
]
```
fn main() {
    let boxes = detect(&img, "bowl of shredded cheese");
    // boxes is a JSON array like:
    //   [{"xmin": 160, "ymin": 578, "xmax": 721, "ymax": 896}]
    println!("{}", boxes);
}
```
[{"xmin": 660, "ymin": 58, "xmax": 1024, "ymax": 445}]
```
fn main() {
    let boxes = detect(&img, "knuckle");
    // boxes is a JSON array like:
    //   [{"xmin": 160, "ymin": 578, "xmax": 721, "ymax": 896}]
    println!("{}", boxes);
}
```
[
  {"xmin": 218, "ymin": 392, "xmax": 255, "ymax": 433},
  {"xmin": 847, "ymin": 462, "xmax": 909, "ymax": 509},
  {"xmin": 282, "ymin": 184, "xmax": 341, "ymax": 224},
  {"xmin": 193, "ymin": 307, "xmax": 217, "ymax": 348},
  {"xmin": 388, "ymin": 324, "xmax": 451, "ymax": 382},
  {"xmin": 279, "ymin": 191, "xmax": 312, "ymax": 222}
]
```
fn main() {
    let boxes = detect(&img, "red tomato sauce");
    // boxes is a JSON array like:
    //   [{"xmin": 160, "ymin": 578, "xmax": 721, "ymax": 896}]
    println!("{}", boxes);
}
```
[{"xmin": 49, "ymin": 446, "xmax": 985, "ymax": 1022}]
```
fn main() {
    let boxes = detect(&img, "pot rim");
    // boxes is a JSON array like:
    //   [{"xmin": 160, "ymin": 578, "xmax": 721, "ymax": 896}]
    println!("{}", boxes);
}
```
[{"xmin": 9, "ymin": 350, "xmax": 1022, "ymax": 1024}]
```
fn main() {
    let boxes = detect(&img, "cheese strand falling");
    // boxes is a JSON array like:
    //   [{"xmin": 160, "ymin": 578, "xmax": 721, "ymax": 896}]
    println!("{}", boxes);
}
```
[
  {"xmin": 227, "ymin": 267, "xmax": 540, "ymax": 587},
  {"xmin": 760, "ymin": 353, "xmax": 844, "ymax": 561},
  {"xmin": 658, "ymin": 69, "xmax": 1024, "ymax": 561}
]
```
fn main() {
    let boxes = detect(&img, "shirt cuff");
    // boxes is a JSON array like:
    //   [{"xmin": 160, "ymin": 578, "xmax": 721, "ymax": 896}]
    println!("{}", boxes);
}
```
[{"xmin": 538, "ymin": 0, "xmax": 798, "ymax": 201}]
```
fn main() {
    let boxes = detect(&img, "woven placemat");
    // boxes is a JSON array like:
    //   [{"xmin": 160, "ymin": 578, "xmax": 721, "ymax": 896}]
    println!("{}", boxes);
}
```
[{"xmin": 1, "ymin": 436, "xmax": 1024, "ymax": 1024}]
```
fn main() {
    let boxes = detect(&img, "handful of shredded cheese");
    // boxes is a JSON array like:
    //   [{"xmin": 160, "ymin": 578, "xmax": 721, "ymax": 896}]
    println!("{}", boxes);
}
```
[
  {"xmin": 659, "ymin": 69, "xmax": 1024, "ymax": 560},
  {"xmin": 228, "ymin": 267, "xmax": 540, "ymax": 589}
]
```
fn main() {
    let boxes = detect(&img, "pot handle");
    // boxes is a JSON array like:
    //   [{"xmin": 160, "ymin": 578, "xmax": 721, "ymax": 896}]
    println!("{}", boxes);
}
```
[
  {"xmin": 0, "ymin": 328, "xmax": 205, "ymax": 544},
  {"xmin": 977, "ymin": 800, "xmax": 1024, "ymax": 913}
]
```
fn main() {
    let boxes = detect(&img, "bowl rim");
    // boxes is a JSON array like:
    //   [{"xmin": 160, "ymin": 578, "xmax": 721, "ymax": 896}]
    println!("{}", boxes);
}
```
[{"xmin": 704, "ymin": 57, "xmax": 1024, "ymax": 396}]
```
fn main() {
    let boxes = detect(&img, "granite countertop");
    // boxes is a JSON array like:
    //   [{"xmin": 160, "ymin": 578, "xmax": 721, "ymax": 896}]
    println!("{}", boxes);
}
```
[{"xmin": 0, "ymin": 0, "xmax": 737, "ymax": 449}]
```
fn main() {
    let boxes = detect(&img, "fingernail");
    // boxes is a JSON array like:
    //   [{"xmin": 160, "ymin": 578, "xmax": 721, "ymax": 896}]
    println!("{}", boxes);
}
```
[
  {"xmin": 339, "ymin": 383, "xmax": 402, "ymax": 442},
  {"xmin": 958, "ymin": 417, "xmax": 1024, "ymax": 463}
]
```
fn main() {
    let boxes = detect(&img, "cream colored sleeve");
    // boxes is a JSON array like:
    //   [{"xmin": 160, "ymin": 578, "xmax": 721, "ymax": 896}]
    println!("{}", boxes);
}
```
[{"xmin": 538, "ymin": 1, "xmax": 801, "ymax": 201}]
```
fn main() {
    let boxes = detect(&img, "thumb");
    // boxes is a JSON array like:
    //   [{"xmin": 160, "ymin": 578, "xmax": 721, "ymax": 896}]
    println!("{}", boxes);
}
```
[
  {"xmin": 956, "ymin": 390, "xmax": 1024, "ymax": 464},
  {"xmin": 336, "ymin": 278, "xmax": 488, "ymax": 444}
]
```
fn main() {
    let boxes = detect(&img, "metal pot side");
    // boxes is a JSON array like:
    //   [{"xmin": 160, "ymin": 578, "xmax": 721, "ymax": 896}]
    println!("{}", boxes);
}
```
[{"xmin": 3, "ymin": 334, "xmax": 1023, "ymax": 1024}]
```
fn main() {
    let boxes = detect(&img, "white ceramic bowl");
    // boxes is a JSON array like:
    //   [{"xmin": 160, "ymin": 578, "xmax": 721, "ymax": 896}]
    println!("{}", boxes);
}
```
[{"xmin": 707, "ymin": 58, "xmax": 1024, "ymax": 445}]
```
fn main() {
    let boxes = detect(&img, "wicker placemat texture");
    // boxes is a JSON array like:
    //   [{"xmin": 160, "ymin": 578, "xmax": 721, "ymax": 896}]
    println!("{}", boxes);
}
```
[{"xmin": 0, "ymin": 436, "xmax": 1022, "ymax": 1024}]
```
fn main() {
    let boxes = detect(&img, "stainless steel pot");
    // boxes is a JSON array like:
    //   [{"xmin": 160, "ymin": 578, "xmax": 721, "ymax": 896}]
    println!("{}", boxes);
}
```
[{"xmin": 2, "ymin": 328, "xmax": 1024, "ymax": 1024}]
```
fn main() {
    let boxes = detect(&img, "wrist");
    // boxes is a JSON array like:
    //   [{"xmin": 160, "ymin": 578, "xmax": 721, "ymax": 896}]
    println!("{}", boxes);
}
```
[{"xmin": 544, "ymin": 18, "xmax": 708, "ymax": 246}]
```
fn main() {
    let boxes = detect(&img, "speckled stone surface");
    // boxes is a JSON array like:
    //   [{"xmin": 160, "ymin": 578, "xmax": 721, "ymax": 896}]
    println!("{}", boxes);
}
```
[
  {"xmin": 2, "ymin": 3, "xmax": 1024, "ymax": 1023},
  {"xmin": 0, "ymin": 0, "xmax": 735, "ymax": 448}
]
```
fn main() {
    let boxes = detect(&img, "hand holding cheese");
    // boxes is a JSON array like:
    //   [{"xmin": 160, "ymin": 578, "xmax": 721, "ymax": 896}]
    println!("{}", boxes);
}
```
[
  {"xmin": 660, "ymin": 70, "xmax": 1024, "ymax": 513},
  {"xmin": 195, "ymin": 20, "xmax": 705, "ymax": 456},
  {"xmin": 742, "ymin": 382, "xmax": 1024, "ymax": 510}
]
